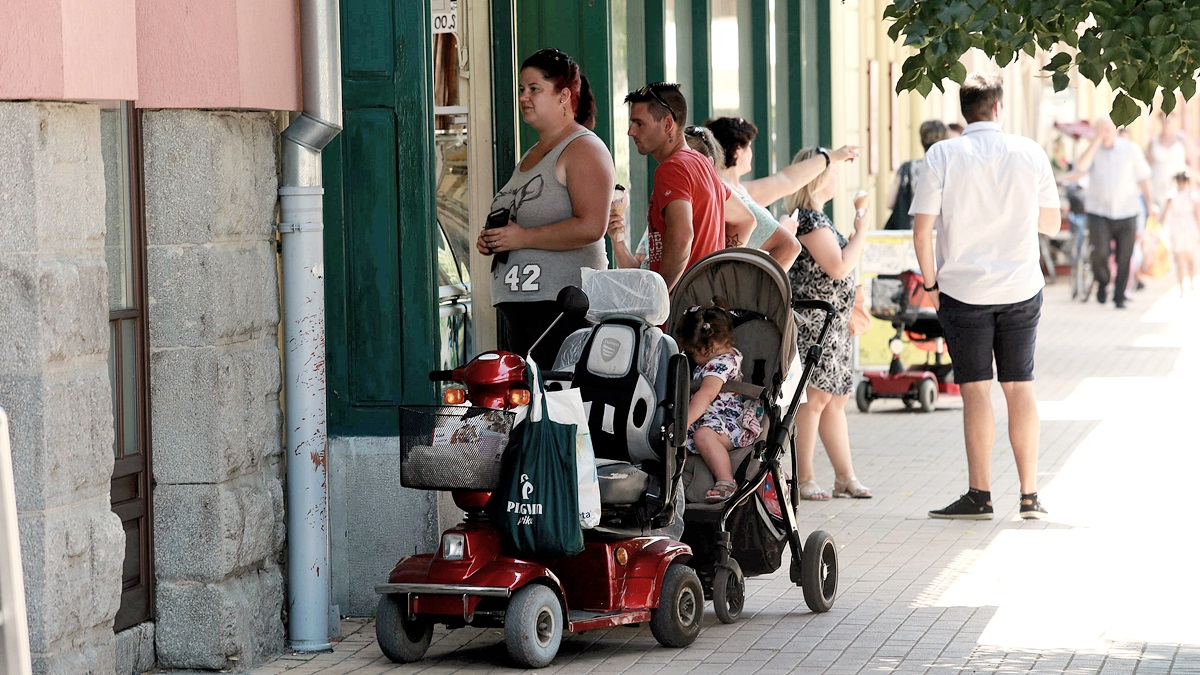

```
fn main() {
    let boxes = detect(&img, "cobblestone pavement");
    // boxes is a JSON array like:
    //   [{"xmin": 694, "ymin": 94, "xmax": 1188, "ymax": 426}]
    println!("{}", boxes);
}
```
[{"xmin": 244, "ymin": 276, "xmax": 1200, "ymax": 675}]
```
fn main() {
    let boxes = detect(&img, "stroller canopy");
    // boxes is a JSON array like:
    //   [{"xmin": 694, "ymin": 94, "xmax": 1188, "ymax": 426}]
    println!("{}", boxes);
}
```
[{"xmin": 666, "ymin": 248, "xmax": 797, "ymax": 390}]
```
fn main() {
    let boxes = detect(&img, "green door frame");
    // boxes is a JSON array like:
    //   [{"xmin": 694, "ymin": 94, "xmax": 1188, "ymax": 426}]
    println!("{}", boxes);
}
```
[{"xmin": 325, "ymin": 0, "xmax": 439, "ymax": 435}]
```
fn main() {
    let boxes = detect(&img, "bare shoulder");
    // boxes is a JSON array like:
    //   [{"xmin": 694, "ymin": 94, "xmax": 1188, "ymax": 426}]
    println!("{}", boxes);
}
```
[{"xmin": 561, "ymin": 131, "xmax": 612, "ymax": 164}]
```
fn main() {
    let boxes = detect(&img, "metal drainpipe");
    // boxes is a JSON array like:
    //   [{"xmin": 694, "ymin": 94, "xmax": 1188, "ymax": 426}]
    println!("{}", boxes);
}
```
[{"xmin": 279, "ymin": 0, "xmax": 342, "ymax": 653}]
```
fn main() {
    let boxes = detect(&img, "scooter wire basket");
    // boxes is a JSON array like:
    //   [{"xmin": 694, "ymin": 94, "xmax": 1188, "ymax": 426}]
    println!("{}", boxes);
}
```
[
  {"xmin": 398, "ymin": 406, "xmax": 515, "ymax": 490},
  {"xmin": 869, "ymin": 273, "xmax": 924, "ymax": 325}
]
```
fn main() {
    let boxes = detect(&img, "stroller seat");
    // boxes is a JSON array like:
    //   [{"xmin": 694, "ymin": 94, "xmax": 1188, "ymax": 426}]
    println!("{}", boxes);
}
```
[{"xmin": 552, "ymin": 269, "xmax": 688, "ymax": 535}]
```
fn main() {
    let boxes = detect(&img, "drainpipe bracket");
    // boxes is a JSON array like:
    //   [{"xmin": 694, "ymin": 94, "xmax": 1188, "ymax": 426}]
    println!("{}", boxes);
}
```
[{"xmin": 277, "ymin": 222, "xmax": 325, "ymax": 234}]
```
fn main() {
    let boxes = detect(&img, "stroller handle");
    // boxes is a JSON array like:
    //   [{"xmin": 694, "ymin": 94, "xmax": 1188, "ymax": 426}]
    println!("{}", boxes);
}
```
[{"xmin": 791, "ymin": 298, "xmax": 836, "ymax": 315}]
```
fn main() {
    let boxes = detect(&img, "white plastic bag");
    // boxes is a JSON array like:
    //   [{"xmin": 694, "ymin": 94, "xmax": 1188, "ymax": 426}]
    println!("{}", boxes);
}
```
[{"xmin": 515, "ymin": 385, "xmax": 601, "ymax": 528}]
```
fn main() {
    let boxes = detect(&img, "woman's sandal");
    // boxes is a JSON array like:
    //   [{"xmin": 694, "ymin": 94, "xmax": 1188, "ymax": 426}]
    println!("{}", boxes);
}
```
[
  {"xmin": 833, "ymin": 477, "xmax": 873, "ymax": 499},
  {"xmin": 705, "ymin": 480, "xmax": 738, "ymax": 503},
  {"xmin": 798, "ymin": 480, "xmax": 831, "ymax": 501}
]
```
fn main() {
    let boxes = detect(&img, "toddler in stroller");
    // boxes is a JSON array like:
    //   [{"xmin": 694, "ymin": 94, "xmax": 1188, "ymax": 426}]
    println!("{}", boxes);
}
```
[
  {"xmin": 675, "ymin": 304, "xmax": 763, "ymax": 504},
  {"xmin": 666, "ymin": 248, "xmax": 840, "ymax": 624}
]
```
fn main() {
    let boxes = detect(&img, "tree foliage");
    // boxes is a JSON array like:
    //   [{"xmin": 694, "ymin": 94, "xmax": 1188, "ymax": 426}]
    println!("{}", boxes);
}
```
[{"xmin": 883, "ymin": 0, "xmax": 1200, "ymax": 126}]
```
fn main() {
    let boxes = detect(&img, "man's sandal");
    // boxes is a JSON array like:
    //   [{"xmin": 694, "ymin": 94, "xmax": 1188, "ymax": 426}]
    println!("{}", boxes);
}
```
[
  {"xmin": 705, "ymin": 480, "xmax": 737, "ymax": 503},
  {"xmin": 798, "ymin": 480, "xmax": 831, "ymax": 501}
]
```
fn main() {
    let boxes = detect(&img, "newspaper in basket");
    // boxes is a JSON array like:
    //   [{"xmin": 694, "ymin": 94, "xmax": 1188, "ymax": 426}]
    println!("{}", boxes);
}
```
[
  {"xmin": 869, "ymin": 274, "xmax": 921, "ymax": 324},
  {"xmin": 399, "ymin": 406, "xmax": 515, "ymax": 490}
]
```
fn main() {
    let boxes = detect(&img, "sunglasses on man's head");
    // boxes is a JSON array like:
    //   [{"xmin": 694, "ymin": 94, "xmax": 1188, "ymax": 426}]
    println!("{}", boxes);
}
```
[{"xmin": 636, "ymin": 82, "xmax": 680, "ymax": 119}]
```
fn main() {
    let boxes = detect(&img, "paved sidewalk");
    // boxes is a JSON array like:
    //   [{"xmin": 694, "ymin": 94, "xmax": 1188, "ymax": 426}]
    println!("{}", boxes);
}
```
[{"xmin": 245, "ymin": 277, "xmax": 1200, "ymax": 674}]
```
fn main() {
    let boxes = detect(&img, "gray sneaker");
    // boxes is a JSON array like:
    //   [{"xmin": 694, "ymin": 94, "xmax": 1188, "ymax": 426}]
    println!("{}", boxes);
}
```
[{"xmin": 929, "ymin": 494, "xmax": 993, "ymax": 520}]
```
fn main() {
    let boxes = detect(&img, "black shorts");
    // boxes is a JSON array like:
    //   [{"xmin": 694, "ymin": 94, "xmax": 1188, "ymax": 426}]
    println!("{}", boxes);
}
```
[{"xmin": 937, "ymin": 291, "xmax": 1042, "ymax": 384}]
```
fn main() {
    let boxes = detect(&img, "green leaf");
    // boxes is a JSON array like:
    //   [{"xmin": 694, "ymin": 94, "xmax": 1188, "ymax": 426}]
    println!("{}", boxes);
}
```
[
  {"xmin": 1111, "ymin": 92, "xmax": 1140, "ymax": 126},
  {"xmin": 1183, "ymin": 77, "xmax": 1198, "ymax": 100},
  {"xmin": 1052, "ymin": 71, "xmax": 1070, "ymax": 91},
  {"xmin": 1162, "ymin": 94, "xmax": 1178, "ymax": 116},
  {"xmin": 916, "ymin": 78, "xmax": 934, "ymax": 97},
  {"xmin": 1046, "ymin": 51, "xmax": 1073, "ymax": 70},
  {"xmin": 950, "ymin": 61, "xmax": 968, "ymax": 84},
  {"xmin": 1149, "ymin": 14, "xmax": 1171, "ymax": 35}
]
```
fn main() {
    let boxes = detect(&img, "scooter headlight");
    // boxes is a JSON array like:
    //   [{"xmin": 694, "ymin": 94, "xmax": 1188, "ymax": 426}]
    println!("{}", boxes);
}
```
[
  {"xmin": 441, "ymin": 533, "xmax": 466, "ymax": 560},
  {"xmin": 506, "ymin": 389, "xmax": 531, "ymax": 407},
  {"xmin": 889, "ymin": 338, "xmax": 905, "ymax": 356},
  {"xmin": 443, "ymin": 388, "xmax": 467, "ymax": 405}
]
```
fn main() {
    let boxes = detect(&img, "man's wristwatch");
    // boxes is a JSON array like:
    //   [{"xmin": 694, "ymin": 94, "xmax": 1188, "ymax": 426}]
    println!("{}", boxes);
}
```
[{"xmin": 923, "ymin": 281, "xmax": 939, "ymax": 292}]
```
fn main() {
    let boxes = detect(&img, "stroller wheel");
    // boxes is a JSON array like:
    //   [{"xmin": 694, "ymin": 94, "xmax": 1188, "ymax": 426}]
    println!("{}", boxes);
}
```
[
  {"xmin": 712, "ymin": 559, "xmax": 745, "ymax": 624},
  {"xmin": 855, "ymin": 381, "xmax": 873, "ymax": 413},
  {"xmin": 801, "ymin": 531, "xmax": 838, "ymax": 613}
]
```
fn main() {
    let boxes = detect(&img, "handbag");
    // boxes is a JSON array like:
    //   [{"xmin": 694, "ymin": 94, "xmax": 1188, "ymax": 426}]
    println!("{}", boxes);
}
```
[
  {"xmin": 885, "ymin": 162, "xmax": 914, "ymax": 230},
  {"xmin": 494, "ymin": 361, "xmax": 585, "ymax": 557},
  {"xmin": 849, "ymin": 284, "xmax": 872, "ymax": 337}
]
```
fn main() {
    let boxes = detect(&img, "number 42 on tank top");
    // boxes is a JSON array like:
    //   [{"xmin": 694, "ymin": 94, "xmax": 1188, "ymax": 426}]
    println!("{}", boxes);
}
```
[{"xmin": 504, "ymin": 264, "xmax": 542, "ymax": 292}]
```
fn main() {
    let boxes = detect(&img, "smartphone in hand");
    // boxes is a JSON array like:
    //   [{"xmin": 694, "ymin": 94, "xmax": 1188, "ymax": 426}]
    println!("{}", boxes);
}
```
[{"xmin": 484, "ymin": 207, "xmax": 511, "ymax": 265}]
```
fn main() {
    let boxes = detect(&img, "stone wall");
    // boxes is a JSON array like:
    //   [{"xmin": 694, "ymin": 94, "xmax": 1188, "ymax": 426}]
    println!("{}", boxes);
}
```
[
  {"xmin": 141, "ymin": 110, "xmax": 285, "ymax": 670},
  {"xmin": 0, "ymin": 101, "xmax": 125, "ymax": 675}
]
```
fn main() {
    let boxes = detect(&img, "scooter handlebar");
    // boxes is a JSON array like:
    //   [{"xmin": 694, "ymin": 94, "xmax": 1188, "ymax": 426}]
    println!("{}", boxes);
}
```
[{"xmin": 428, "ymin": 370, "xmax": 456, "ymax": 382}]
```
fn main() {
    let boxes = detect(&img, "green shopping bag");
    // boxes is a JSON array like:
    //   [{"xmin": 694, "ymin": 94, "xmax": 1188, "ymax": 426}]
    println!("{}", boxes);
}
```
[{"xmin": 494, "ymin": 361, "xmax": 584, "ymax": 558}]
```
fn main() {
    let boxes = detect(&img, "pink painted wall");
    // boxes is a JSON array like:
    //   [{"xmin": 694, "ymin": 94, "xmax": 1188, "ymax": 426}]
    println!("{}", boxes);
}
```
[
  {"xmin": 0, "ymin": 0, "xmax": 67, "ymax": 99},
  {"xmin": 61, "ymin": 0, "xmax": 139, "ymax": 100},
  {"xmin": 0, "ymin": 0, "xmax": 300, "ymax": 110},
  {"xmin": 137, "ymin": 0, "xmax": 301, "ymax": 110}
]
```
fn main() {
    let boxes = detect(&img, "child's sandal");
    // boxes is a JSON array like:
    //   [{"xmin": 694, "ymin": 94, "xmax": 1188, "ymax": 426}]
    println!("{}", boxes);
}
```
[{"xmin": 705, "ymin": 480, "xmax": 738, "ymax": 503}]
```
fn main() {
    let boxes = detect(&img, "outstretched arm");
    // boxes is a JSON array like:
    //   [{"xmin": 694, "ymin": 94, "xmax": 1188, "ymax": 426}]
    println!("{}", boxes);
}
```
[{"xmin": 742, "ymin": 145, "xmax": 860, "ymax": 208}]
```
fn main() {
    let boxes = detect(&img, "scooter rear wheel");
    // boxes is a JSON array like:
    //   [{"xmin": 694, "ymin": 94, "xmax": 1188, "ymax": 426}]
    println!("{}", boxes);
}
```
[
  {"xmin": 376, "ymin": 594, "xmax": 432, "ymax": 663},
  {"xmin": 651, "ymin": 563, "xmax": 703, "ymax": 647},
  {"xmin": 712, "ymin": 558, "xmax": 745, "ymax": 624},
  {"xmin": 505, "ymin": 584, "xmax": 563, "ymax": 668}
]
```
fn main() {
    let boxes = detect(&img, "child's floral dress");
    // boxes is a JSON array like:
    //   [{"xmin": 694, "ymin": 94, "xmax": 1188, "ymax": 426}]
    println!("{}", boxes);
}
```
[{"xmin": 686, "ymin": 349, "xmax": 763, "ymax": 452}]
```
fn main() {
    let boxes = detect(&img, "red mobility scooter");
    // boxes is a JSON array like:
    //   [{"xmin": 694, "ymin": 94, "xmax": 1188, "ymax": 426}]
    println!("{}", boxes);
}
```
[
  {"xmin": 856, "ymin": 270, "xmax": 959, "ymax": 413},
  {"xmin": 375, "ymin": 277, "xmax": 701, "ymax": 668}
]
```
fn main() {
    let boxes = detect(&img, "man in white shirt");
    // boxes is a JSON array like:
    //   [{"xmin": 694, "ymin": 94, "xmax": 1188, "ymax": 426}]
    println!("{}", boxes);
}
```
[
  {"xmin": 910, "ymin": 72, "xmax": 1061, "ymax": 520},
  {"xmin": 1073, "ymin": 118, "xmax": 1154, "ymax": 308}
]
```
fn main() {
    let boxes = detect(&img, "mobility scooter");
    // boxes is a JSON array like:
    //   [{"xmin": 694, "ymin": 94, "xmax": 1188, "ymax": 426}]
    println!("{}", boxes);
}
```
[
  {"xmin": 375, "ymin": 274, "xmax": 700, "ymax": 668},
  {"xmin": 856, "ymin": 270, "xmax": 959, "ymax": 413}
]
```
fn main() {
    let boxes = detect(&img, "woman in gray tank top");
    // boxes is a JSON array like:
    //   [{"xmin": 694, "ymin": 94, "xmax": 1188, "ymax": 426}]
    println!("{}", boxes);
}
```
[{"xmin": 477, "ymin": 48, "xmax": 615, "ymax": 367}]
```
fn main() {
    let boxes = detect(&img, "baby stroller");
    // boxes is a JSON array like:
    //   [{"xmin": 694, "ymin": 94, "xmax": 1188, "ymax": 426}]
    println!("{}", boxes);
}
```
[
  {"xmin": 665, "ymin": 249, "xmax": 840, "ymax": 624},
  {"xmin": 855, "ymin": 270, "xmax": 958, "ymax": 413}
]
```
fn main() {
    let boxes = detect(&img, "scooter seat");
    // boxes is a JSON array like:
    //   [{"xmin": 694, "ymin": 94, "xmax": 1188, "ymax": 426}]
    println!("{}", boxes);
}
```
[{"xmin": 595, "ymin": 458, "xmax": 649, "ymax": 505}]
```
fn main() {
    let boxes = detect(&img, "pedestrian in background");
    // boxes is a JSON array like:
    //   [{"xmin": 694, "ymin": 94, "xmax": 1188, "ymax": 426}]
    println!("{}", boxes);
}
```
[
  {"xmin": 1161, "ymin": 170, "xmax": 1200, "ymax": 296},
  {"xmin": 911, "ymin": 72, "xmax": 1061, "ymax": 520},
  {"xmin": 1073, "ymin": 117, "xmax": 1155, "ymax": 309},
  {"xmin": 885, "ymin": 119, "xmax": 948, "ymax": 230},
  {"xmin": 782, "ymin": 148, "xmax": 873, "ymax": 501}
]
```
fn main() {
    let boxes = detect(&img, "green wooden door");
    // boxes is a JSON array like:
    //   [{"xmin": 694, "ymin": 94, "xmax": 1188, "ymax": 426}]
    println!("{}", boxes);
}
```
[{"xmin": 325, "ymin": 1, "xmax": 439, "ymax": 435}]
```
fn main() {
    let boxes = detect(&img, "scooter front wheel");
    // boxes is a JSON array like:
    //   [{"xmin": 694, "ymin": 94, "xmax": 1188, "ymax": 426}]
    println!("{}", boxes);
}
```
[
  {"xmin": 505, "ymin": 584, "xmax": 563, "ymax": 668},
  {"xmin": 376, "ymin": 594, "xmax": 432, "ymax": 663}
]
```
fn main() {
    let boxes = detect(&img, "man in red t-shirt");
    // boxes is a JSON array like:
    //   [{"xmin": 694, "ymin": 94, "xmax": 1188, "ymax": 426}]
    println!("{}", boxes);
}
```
[{"xmin": 620, "ymin": 82, "xmax": 731, "ymax": 291}]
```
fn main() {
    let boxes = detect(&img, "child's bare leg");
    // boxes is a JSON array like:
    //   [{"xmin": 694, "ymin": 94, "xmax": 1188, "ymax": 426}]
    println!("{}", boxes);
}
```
[{"xmin": 694, "ymin": 426, "xmax": 735, "ymax": 484}]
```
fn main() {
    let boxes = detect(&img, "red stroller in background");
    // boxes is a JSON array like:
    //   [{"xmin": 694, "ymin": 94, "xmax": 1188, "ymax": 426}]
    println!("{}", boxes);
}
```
[{"xmin": 855, "ymin": 271, "xmax": 959, "ymax": 413}]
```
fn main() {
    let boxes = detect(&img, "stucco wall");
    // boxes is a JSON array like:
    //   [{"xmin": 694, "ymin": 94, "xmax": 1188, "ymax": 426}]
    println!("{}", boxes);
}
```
[
  {"xmin": 0, "ymin": 100, "xmax": 125, "ymax": 675},
  {"xmin": 142, "ymin": 109, "xmax": 286, "ymax": 670}
]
